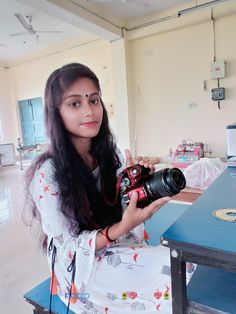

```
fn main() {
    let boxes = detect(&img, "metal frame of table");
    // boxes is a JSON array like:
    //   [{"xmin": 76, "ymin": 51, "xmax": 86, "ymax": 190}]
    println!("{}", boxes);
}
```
[{"xmin": 161, "ymin": 167, "xmax": 236, "ymax": 314}]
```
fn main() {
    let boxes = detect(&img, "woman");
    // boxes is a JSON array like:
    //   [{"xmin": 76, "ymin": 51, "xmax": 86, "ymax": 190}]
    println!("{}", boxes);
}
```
[{"xmin": 26, "ymin": 63, "xmax": 172, "ymax": 313}]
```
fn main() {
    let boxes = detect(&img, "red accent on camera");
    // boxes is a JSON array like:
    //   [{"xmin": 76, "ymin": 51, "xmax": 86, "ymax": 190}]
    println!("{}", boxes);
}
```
[{"xmin": 127, "ymin": 186, "xmax": 148, "ymax": 202}]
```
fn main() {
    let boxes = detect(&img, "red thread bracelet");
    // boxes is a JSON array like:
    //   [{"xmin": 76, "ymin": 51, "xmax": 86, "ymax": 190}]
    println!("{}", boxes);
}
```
[
  {"xmin": 99, "ymin": 225, "xmax": 116, "ymax": 247},
  {"xmin": 105, "ymin": 225, "xmax": 116, "ymax": 243},
  {"xmin": 100, "ymin": 226, "xmax": 112, "ymax": 247}
]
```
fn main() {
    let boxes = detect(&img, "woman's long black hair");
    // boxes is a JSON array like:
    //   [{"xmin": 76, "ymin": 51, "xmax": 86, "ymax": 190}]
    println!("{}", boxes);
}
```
[{"xmin": 25, "ymin": 63, "xmax": 123, "ymax": 248}]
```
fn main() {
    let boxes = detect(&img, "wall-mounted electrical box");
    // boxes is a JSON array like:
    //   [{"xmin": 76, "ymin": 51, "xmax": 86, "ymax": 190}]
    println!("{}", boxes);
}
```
[
  {"xmin": 212, "ymin": 87, "xmax": 225, "ymax": 101},
  {"xmin": 211, "ymin": 60, "xmax": 225, "ymax": 79}
]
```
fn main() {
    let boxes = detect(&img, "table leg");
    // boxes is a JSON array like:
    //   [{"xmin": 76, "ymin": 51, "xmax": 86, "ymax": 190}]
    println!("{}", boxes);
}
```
[{"xmin": 170, "ymin": 249, "xmax": 187, "ymax": 314}]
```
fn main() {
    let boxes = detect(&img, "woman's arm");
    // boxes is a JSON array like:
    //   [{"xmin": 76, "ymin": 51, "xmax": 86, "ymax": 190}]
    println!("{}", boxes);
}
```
[{"xmin": 95, "ymin": 192, "xmax": 170, "ymax": 250}]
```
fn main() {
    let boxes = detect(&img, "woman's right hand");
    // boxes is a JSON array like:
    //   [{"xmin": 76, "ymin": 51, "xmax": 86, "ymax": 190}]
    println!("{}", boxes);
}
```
[{"xmin": 120, "ymin": 192, "xmax": 171, "ymax": 234}]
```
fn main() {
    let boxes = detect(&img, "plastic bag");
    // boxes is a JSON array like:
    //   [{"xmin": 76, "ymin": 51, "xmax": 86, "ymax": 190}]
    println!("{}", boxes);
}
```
[{"xmin": 183, "ymin": 158, "xmax": 227, "ymax": 190}]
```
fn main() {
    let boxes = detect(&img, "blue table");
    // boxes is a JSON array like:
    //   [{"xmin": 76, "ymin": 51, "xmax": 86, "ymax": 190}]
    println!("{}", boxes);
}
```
[
  {"xmin": 24, "ymin": 278, "xmax": 75, "ymax": 314},
  {"xmin": 161, "ymin": 167, "xmax": 236, "ymax": 314}
]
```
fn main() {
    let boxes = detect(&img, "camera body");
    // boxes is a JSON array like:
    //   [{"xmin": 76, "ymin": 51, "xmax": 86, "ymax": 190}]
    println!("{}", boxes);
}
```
[
  {"xmin": 121, "ymin": 165, "xmax": 150, "ymax": 206},
  {"xmin": 120, "ymin": 164, "xmax": 186, "ymax": 207}
]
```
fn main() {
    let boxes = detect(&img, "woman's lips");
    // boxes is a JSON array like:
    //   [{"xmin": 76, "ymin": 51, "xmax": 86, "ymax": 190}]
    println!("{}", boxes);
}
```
[{"xmin": 81, "ymin": 121, "xmax": 98, "ymax": 127}]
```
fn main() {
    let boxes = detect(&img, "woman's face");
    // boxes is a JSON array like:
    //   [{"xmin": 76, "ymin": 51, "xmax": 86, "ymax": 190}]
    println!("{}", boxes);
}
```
[{"xmin": 59, "ymin": 77, "xmax": 103, "ymax": 141}]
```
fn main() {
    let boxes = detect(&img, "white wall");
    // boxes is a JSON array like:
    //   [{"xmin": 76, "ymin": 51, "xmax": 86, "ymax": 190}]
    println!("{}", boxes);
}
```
[
  {"xmin": 128, "ymin": 5, "xmax": 236, "ymax": 158},
  {"xmin": 0, "ymin": 68, "xmax": 18, "ymax": 146}
]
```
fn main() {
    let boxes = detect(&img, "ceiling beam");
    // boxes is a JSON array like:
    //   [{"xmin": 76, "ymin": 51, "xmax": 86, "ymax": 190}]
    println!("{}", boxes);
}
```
[{"xmin": 17, "ymin": 0, "xmax": 123, "ymax": 41}]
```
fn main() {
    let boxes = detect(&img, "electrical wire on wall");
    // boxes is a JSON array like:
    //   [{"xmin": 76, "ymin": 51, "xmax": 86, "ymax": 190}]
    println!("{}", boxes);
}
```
[
  {"xmin": 211, "ymin": 9, "xmax": 216, "ymax": 63},
  {"xmin": 217, "ymin": 77, "xmax": 221, "ymax": 109},
  {"xmin": 211, "ymin": 8, "xmax": 222, "ymax": 109}
]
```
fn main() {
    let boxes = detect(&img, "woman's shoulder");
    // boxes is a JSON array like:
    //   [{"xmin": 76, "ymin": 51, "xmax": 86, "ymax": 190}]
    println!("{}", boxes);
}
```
[
  {"xmin": 30, "ymin": 157, "xmax": 58, "ymax": 197},
  {"xmin": 35, "ymin": 158, "xmax": 54, "ymax": 175},
  {"xmin": 31, "ymin": 157, "xmax": 55, "ymax": 187}
]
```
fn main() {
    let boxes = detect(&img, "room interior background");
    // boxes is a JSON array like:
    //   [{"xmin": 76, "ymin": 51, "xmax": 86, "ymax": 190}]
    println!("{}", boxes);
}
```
[{"xmin": 0, "ymin": 0, "xmax": 236, "ymax": 160}]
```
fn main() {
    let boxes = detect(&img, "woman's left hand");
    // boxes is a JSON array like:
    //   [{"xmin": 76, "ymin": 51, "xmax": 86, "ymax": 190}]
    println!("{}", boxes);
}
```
[{"xmin": 125, "ymin": 149, "xmax": 159, "ymax": 174}]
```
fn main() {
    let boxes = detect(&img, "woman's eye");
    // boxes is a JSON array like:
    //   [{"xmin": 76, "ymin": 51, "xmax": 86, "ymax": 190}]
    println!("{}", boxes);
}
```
[
  {"xmin": 69, "ymin": 102, "xmax": 80, "ymax": 108},
  {"xmin": 90, "ymin": 98, "xmax": 100, "ymax": 105}
]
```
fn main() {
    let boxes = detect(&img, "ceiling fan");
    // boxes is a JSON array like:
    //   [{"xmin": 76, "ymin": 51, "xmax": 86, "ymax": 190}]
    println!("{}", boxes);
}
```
[
  {"xmin": 10, "ymin": 13, "xmax": 63, "ymax": 37},
  {"xmin": 87, "ymin": 0, "xmax": 150, "ymax": 7}
]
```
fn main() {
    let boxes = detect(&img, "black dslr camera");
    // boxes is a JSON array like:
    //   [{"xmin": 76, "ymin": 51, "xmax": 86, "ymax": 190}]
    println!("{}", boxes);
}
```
[{"xmin": 120, "ymin": 165, "xmax": 186, "ymax": 207}]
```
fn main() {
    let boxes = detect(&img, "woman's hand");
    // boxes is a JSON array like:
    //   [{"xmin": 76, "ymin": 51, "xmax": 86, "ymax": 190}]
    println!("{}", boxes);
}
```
[
  {"xmin": 120, "ymin": 192, "xmax": 170, "ymax": 234},
  {"xmin": 125, "ymin": 149, "xmax": 159, "ymax": 174},
  {"xmin": 96, "ymin": 194, "xmax": 170, "ymax": 250}
]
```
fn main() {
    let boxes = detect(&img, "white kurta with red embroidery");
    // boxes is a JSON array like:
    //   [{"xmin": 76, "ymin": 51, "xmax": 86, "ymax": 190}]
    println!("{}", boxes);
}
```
[{"xmin": 30, "ymin": 158, "xmax": 174, "ymax": 314}]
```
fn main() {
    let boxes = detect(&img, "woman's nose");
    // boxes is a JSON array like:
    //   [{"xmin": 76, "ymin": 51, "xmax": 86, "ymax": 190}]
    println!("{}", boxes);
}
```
[{"xmin": 82, "ymin": 101, "xmax": 93, "ymax": 117}]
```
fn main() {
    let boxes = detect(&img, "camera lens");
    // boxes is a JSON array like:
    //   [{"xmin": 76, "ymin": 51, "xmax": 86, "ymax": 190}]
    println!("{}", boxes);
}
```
[{"xmin": 145, "ymin": 168, "xmax": 186, "ymax": 200}]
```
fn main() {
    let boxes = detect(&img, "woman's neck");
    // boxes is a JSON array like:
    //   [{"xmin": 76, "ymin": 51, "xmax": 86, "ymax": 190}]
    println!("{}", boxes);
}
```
[{"xmin": 71, "ymin": 137, "xmax": 97, "ymax": 170}]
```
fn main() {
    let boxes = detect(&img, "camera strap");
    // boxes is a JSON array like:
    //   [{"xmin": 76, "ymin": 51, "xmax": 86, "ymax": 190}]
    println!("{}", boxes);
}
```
[{"xmin": 48, "ymin": 238, "xmax": 58, "ymax": 314}]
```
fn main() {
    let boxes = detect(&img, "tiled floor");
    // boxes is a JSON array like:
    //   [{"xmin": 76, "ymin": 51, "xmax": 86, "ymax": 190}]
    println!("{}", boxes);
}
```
[{"xmin": 0, "ymin": 164, "xmax": 49, "ymax": 314}]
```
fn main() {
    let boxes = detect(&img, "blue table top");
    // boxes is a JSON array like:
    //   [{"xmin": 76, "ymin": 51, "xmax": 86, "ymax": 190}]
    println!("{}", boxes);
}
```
[
  {"xmin": 162, "ymin": 167, "xmax": 236, "ymax": 254},
  {"xmin": 145, "ymin": 202, "xmax": 190, "ymax": 246}
]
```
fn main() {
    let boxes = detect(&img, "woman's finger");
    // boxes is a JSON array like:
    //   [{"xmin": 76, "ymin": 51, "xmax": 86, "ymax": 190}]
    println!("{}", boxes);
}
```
[
  {"xmin": 125, "ymin": 149, "xmax": 133, "ymax": 167},
  {"xmin": 127, "ymin": 192, "xmax": 138, "ymax": 209},
  {"xmin": 148, "ymin": 164, "xmax": 155, "ymax": 174}
]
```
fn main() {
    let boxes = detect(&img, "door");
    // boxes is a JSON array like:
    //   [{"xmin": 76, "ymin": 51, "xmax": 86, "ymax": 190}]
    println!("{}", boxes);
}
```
[{"xmin": 19, "ymin": 97, "xmax": 47, "ymax": 146}]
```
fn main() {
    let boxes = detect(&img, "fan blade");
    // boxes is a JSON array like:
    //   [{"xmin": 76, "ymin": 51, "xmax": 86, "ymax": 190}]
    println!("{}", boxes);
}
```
[
  {"xmin": 15, "ymin": 13, "xmax": 31, "ymax": 31},
  {"xmin": 9, "ymin": 31, "xmax": 28, "ymax": 37}
]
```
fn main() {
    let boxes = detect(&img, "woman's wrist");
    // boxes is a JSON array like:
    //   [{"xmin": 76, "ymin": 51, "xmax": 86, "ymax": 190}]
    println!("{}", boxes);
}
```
[
  {"xmin": 107, "ymin": 221, "xmax": 128, "ymax": 240},
  {"xmin": 99, "ymin": 226, "xmax": 113, "ymax": 247},
  {"xmin": 96, "ymin": 221, "xmax": 129, "ymax": 250},
  {"xmin": 105, "ymin": 225, "xmax": 116, "ymax": 242}
]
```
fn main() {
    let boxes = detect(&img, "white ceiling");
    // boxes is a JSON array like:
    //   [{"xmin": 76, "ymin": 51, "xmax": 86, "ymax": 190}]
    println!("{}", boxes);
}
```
[
  {"xmin": 0, "ymin": 0, "xmax": 199, "ymax": 65},
  {"xmin": 0, "ymin": 0, "xmax": 92, "ymax": 64},
  {"xmin": 84, "ymin": 0, "xmax": 192, "ymax": 20}
]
